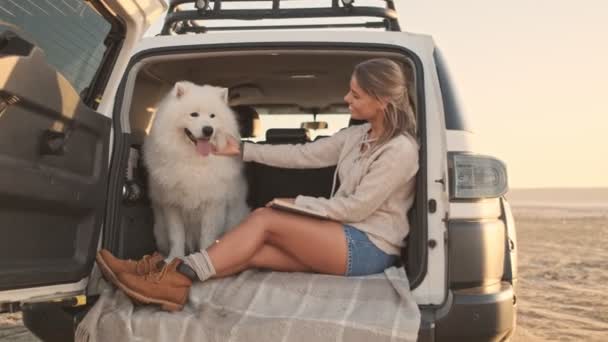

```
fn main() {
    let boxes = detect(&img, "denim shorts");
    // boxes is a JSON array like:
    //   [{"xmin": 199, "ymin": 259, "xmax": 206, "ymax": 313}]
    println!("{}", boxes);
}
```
[{"xmin": 343, "ymin": 224, "xmax": 399, "ymax": 276}]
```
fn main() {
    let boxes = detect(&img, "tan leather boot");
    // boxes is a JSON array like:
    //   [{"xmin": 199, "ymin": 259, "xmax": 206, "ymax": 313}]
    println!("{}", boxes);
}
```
[
  {"xmin": 116, "ymin": 259, "xmax": 193, "ymax": 312},
  {"xmin": 96, "ymin": 249, "xmax": 164, "ymax": 286}
]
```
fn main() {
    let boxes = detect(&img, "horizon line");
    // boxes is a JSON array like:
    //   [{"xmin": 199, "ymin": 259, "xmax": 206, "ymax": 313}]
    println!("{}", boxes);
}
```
[{"xmin": 509, "ymin": 186, "xmax": 608, "ymax": 190}]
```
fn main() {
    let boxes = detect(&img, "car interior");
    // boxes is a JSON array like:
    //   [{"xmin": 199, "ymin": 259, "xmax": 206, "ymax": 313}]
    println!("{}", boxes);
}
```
[{"xmin": 111, "ymin": 49, "xmax": 426, "ymax": 285}]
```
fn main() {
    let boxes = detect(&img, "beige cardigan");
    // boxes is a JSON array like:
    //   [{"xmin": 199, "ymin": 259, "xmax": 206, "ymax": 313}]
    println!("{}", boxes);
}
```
[{"xmin": 243, "ymin": 123, "xmax": 419, "ymax": 255}]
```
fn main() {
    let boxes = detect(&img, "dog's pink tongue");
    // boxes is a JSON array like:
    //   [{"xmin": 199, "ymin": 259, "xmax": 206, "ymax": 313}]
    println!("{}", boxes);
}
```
[{"xmin": 196, "ymin": 140, "xmax": 211, "ymax": 156}]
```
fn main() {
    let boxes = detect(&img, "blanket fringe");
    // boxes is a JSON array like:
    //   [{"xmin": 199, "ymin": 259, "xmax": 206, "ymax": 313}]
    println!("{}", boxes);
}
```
[
  {"xmin": 74, "ymin": 324, "xmax": 90, "ymax": 342},
  {"xmin": 74, "ymin": 289, "xmax": 112, "ymax": 342}
]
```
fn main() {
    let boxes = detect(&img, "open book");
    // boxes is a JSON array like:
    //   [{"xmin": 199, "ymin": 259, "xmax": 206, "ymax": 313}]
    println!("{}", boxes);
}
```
[{"xmin": 269, "ymin": 199, "xmax": 330, "ymax": 220}]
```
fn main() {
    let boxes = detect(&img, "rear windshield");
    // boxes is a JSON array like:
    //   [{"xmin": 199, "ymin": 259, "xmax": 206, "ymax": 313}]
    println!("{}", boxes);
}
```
[{"xmin": 0, "ymin": 0, "xmax": 112, "ymax": 98}]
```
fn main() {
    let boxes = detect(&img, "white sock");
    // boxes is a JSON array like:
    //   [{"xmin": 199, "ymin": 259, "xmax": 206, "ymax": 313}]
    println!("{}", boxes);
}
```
[{"xmin": 183, "ymin": 250, "xmax": 216, "ymax": 282}]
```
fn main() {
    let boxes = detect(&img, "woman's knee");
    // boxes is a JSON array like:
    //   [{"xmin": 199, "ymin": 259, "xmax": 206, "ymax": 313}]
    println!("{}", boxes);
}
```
[
  {"xmin": 250, "ymin": 208, "xmax": 291, "ymax": 241},
  {"xmin": 250, "ymin": 206, "xmax": 272, "ymax": 218},
  {"xmin": 245, "ymin": 207, "xmax": 273, "ymax": 236}
]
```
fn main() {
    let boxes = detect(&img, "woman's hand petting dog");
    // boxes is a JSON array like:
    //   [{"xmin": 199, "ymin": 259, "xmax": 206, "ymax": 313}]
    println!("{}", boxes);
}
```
[{"xmin": 212, "ymin": 135, "xmax": 241, "ymax": 156}]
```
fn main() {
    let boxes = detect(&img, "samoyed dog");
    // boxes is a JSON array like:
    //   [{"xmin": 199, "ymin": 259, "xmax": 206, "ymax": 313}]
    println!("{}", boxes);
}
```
[{"xmin": 143, "ymin": 81, "xmax": 250, "ymax": 259}]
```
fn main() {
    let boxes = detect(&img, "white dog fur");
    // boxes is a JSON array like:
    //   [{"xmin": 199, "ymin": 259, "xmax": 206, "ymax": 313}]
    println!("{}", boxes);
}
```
[{"xmin": 143, "ymin": 81, "xmax": 250, "ymax": 260}]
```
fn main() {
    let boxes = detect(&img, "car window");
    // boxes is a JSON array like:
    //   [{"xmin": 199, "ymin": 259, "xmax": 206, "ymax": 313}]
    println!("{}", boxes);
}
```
[{"xmin": 0, "ymin": 0, "xmax": 112, "ymax": 101}]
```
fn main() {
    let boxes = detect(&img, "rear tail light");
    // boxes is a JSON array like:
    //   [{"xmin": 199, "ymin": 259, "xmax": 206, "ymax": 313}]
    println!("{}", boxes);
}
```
[{"xmin": 448, "ymin": 153, "xmax": 508, "ymax": 199}]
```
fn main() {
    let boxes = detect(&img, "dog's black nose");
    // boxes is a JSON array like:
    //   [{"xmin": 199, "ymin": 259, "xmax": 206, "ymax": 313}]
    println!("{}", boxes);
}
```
[{"xmin": 202, "ymin": 126, "xmax": 213, "ymax": 137}]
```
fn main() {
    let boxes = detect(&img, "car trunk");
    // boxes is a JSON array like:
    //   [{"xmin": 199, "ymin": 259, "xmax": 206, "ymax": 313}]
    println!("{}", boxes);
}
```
[{"xmin": 101, "ymin": 48, "xmax": 427, "ymax": 290}]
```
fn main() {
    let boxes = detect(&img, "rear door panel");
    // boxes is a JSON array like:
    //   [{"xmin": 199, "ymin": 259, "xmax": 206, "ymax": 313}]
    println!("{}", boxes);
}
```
[
  {"xmin": 0, "ymin": 38, "xmax": 111, "ymax": 291},
  {"xmin": 0, "ymin": 0, "xmax": 166, "ymax": 301}
]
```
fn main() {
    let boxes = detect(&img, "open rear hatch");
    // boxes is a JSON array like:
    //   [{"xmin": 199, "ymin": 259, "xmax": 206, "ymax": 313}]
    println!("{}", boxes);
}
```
[{"xmin": 0, "ymin": 0, "xmax": 166, "ymax": 310}]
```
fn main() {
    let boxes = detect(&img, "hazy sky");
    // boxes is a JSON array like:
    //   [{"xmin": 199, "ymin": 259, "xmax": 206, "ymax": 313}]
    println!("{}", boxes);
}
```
[
  {"xmin": 146, "ymin": 0, "xmax": 608, "ymax": 188},
  {"xmin": 395, "ymin": 0, "xmax": 608, "ymax": 189}
]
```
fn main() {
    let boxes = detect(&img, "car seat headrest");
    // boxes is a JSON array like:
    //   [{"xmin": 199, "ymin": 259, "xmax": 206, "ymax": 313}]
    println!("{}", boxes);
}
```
[
  {"xmin": 265, "ymin": 128, "xmax": 310, "ymax": 144},
  {"xmin": 231, "ymin": 105, "xmax": 262, "ymax": 138}
]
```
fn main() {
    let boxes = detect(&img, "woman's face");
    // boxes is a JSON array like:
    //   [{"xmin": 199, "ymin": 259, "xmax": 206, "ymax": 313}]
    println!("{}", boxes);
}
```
[{"xmin": 344, "ymin": 75, "xmax": 386, "ymax": 121}]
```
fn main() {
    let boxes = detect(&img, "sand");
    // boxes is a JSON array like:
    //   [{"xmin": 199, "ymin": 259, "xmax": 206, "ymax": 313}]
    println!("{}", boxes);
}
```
[
  {"xmin": 0, "ymin": 313, "xmax": 36, "ymax": 342},
  {"xmin": 1, "ymin": 206, "xmax": 607, "ymax": 341},
  {"xmin": 510, "ymin": 206, "xmax": 608, "ymax": 341}
]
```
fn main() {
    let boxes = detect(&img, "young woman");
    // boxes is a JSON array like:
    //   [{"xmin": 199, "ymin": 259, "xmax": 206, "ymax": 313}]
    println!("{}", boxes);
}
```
[{"xmin": 97, "ymin": 58, "xmax": 420, "ymax": 312}]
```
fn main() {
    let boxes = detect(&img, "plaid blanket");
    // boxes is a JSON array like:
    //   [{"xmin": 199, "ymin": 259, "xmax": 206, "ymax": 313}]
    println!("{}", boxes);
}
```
[{"xmin": 76, "ymin": 266, "xmax": 420, "ymax": 342}]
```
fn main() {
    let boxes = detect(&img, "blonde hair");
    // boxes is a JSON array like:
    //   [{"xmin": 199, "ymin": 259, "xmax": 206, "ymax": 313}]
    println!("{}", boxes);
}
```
[{"xmin": 353, "ymin": 58, "xmax": 417, "ymax": 150}]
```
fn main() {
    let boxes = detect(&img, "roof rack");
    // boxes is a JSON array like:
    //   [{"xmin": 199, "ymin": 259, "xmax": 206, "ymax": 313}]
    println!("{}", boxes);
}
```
[{"xmin": 160, "ymin": 0, "xmax": 401, "ymax": 35}]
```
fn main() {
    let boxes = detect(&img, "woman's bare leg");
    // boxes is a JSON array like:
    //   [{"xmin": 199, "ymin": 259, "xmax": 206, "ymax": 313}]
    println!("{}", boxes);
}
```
[
  {"xmin": 205, "ymin": 207, "xmax": 347, "ymax": 276},
  {"xmin": 213, "ymin": 244, "xmax": 311, "ymax": 278}
]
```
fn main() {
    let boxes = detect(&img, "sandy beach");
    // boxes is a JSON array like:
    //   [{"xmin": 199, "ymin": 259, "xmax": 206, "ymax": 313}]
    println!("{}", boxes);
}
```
[
  {"xmin": 2, "ymin": 203, "xmax": 607, "ymax": 341},
  {"xmin": 508, "ymin": 205, "xmax": 608, "ymax": 341}
]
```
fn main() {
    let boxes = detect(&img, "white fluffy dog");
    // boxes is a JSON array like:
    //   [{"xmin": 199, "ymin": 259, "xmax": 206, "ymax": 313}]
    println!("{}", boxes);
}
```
[{"xmin": 143, "ymin": 81, "xmax": 250, "ymax": 260}]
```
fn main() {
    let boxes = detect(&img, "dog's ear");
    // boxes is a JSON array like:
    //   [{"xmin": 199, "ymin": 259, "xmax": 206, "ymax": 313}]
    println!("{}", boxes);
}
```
[
  {"xmin": 218, "ymin": 87, "xmax": 229, "ymax": 104},
  {"xmin": 174, "ymin": 81, "xmax": 190, "ymax": 99}
]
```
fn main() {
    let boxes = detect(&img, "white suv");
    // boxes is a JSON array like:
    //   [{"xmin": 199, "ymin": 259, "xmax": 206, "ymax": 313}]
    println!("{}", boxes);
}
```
[{"xmin": 0, "ymin": 0, "xmax": 517, "ymax": 341}]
